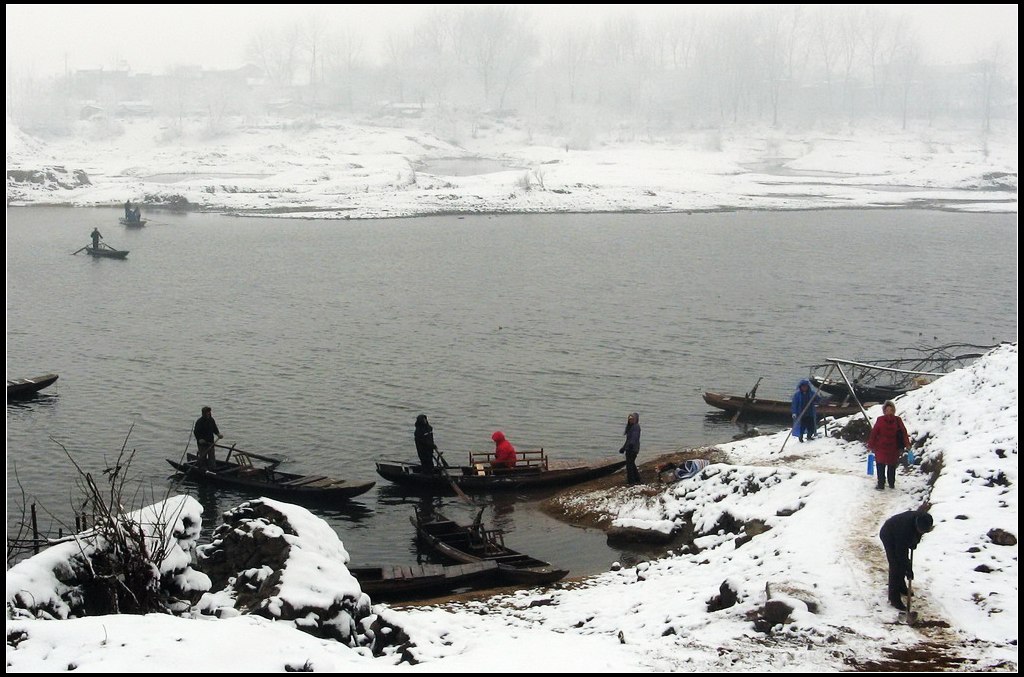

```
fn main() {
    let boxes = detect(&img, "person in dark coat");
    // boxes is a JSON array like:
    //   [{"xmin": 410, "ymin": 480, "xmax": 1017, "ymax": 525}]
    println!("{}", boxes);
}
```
[
  {"xmin": 879, "ymin": 510, "xmax": 933, "ymax": 610},
  {"xmin": 90, "ymin": 227, "xmax": 102, "ymax": 249},
  {"xmin": 868, "ymin": 400, "xmax": 912, "ymax": 490},
  {"xmin": 791, "ymin": 379, "xmax": 819, "ymax": 442},
  {"xmin": 193, "ymin": 406, "xmax": 223, "ymax": 469},
  {"xmin": 124, "ymin": 200, "xmax": 132, "ymax": 219},
  {"xmin": 414, "ymin": 414, "xmax": 438, "ymax": 473},
  {"xmin": 619, "ymin": 412, "xmax": 642, "ymax": 484}
]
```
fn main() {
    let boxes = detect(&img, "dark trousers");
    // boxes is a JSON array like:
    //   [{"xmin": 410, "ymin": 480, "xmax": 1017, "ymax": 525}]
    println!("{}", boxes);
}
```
[
  {"xmin": 197, "ymin": 440, "xmax": 216, "ymax": 468},
  {"xmin": 881, "ymin": 537, "xmax": 910, "ymax": 607},
  {"xmin": 625, "ymin": 451, "xmax": 641, "ymax": 484},
  {"xmin": 876, "ymin": 462, "xmax": 897, "ymax": 488},
  {"xmin": 416, "ymin": 445, "xmax": 435, "ymax": 473},
  {"xmin": 798, "ymin": 415, "xmax": 817, "ymax": 439}
]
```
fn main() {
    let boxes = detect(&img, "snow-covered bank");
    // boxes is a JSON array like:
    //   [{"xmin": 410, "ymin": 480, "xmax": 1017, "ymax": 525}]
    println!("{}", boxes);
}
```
[
  {"xmin": 6, "ymin": 344, "xmax": 1017, "ymax": 672},
  {"xmin": 6, "ymin": 116, "xmax": 1017, "ymax": 218}
]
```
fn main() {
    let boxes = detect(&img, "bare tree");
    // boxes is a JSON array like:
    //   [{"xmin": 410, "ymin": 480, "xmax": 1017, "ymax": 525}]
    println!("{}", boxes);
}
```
[
  {"xmin": 976, "ymin": 43, "xmax": 1007, "ymax": 134},
  {"xmin": 454, "ymin": 6, "xmax": 538, "ymax": 109},
  {"xmin": 892, "ymin": 37, "xmax": 921, "ymax": 130}
]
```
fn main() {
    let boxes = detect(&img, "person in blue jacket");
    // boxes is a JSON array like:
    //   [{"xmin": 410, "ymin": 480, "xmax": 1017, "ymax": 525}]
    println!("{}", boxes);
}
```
[{"xmin": 791, "ymin": 379, "xmax": 819, "ymax": 442}]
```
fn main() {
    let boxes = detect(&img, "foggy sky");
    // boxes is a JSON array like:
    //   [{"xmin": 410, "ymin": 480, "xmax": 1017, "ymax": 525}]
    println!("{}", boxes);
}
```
[{"xmin": 5, "ymin": 4, "xmax": 1019, "ymax": 78}]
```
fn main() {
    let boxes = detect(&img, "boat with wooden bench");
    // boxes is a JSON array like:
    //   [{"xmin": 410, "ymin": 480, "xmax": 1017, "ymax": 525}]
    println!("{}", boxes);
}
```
[
  {"xmin": 412, "ymin": 508, "xmax": 568, "ymax": 586},
  {"xmin": 348, "ymin": 560, "xmax": 500, "ymax": 601},
  {"xmin": 167, "ymin": 442, "xmax": 374, "ymax": 503},
  {"xmin": 375, "ymin": 447, "xmax": 626, "ymax": 494}
]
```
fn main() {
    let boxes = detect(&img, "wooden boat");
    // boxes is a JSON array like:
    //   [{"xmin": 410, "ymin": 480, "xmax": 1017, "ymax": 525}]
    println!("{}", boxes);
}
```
[
  {"xmin": 808, "ymin": 344, "xmax": 995, "ymax": 403},
  {"xmin": 348, "ymin": 560, "xmax": 500, "ymax": 601},
  {"xmin": 85, "ymin": 245, "xmax": 129, "ymax": 259},
  {"xmin": 119, "ymin": 217, "xmax": 147, "ymax": 228},
  {"xmin": 7, "ymin": 373, "xmax": 59, "ymax": 400},
  {"xmin": 702, "ymin": 391, "xmax": 867, "ymax": 420},
  {"xmin": 167, "ymin": 443, "xmax": 374, "ymax": 503},
  {"xmin": 376, "ymin": 448, "xmax": 626, "ymax": 494},
  {"xmin": 412, "ymin": 509, "xmax": 568, "ymax": 585}
]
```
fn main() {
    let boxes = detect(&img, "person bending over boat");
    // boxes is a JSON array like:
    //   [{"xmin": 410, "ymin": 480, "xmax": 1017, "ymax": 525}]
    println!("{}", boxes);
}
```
[
  {"xmin": 619, "ymin": 412, "xmax": 642, "ymax": 484},
  {"xmin": 90, "ymin": 227, "xmax": 102, "ymax": 249},
  {"xmin": 193, "ymin": 406, "xmax": 224, "ymax": 470},
  {"xmin": 414, "ymin": 414, "xmax": 439, "ymax": 472},
  {"xmin": 491, "ymin": 431, "xmax": 517, "ymax": 469}
]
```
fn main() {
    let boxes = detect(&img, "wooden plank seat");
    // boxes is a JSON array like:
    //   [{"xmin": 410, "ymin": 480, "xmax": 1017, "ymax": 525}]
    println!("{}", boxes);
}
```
[
  {"xmin": 468, "ymin": 448, "xmax": 549, "ymax": 475},
  {"xmin": 280, "ymin": 475, "xmax": 329, "ymax": 487}
]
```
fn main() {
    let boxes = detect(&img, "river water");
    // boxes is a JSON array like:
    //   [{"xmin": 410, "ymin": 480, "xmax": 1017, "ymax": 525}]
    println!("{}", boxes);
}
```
[{"xmin": 5, "ymin": 206, "xmax": 1017, "ymax": 576}]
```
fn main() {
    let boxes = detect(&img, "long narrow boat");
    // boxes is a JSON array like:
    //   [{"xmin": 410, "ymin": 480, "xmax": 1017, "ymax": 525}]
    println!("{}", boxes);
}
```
[
  {"xmin": 7, "ymin": 373, "xmax": 59, "ymax": 400},
  {"xmin": 702, "ymin": 391, "xmax": 868, "ymax": 420},
  {"xmin": 376, "ymin": 450, "xmax": 626, "ymax": 494},
  {"xmin": 85, "ymin": 245, "xmax": 129, "ymax": 259},
  {"xmin": 167, "ymin": 444, "xmax": 374, "ymax": 503},
  {"xmin": 348, "ymin": 560, "xmax": 500, "ymax": 601},
  {"xmin": 412, "ymin": 509, "xmax": 568, "ymax": 585}
]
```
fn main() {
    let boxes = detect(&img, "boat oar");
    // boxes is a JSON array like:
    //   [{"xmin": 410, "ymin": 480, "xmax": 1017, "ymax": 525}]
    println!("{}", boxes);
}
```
[
  {"xmin": 71, "ymin": 246, "xmax": 88, "ymax": 255},
  {"xmin": 434, "ymin": 448, "xmax": 476, "ymax": 505}
]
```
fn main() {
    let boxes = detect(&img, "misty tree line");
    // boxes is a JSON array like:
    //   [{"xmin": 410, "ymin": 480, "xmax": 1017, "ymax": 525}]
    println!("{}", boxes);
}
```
[{"xmin": 7, "ymin": 6, "xmax": 1015, "ymax": 141}]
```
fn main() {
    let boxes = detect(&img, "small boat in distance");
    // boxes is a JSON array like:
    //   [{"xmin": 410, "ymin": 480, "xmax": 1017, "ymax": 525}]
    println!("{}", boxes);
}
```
[
  {"xmin": 413, "ymin": 508, "xmax": 569, "ymax": 586},
  {"xmin": 74, "ymin": 241, "xmax": 129, "ymax": 259},
  {"xmin": 7, "ymin": 373, "xmax": 59, "ymax": 400},
  {"xmin": 119, "ymin": 217, "xmax": 147, "ymax": 228},
  {"xmin": 376, "ymin": 448, "xmax": 625, "ymax": 494},
  {"xmin": 167, "ymin": 443, "xmax": 374, "ymax": 504}
]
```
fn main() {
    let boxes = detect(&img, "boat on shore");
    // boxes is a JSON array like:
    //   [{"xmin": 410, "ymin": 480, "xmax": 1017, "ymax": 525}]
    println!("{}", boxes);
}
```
[
  {"xmin": 808, "ymin": 344, "xmax": 997, "ymax": 403},
  {"xmin": 702, "ymin": 391, "xmax": 867, "ymax": 420},
  {"xmin": 412, "ymin": 508, "xmax": 568, "ymax": 586},
  {"xmin": 376, "ymin": 448, "xmax": 625, "ymax": 494},
  {"xmin": 7, "ymin": 373, "xmax": 59, "ymax": 400},
  {"xmin": 167, "ymin": 443, "xmax": 374, "ymax": 503},
  {"xmin": 348, "ymin": 560, "xmax": 500, "ymax": 601}
]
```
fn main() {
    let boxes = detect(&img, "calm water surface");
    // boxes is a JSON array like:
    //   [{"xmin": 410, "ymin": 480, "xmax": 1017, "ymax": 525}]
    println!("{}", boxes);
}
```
[{"xmin": 6, "ymin": 207, "xmax": 1017, "ymax": 575}]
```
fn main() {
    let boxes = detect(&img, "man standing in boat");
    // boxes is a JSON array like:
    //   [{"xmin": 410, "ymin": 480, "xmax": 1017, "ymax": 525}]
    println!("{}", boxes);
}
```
[
  {"xmin": 414, "ymin": 414, "xmax": 439, "ymax": 473},
  {"xmin": 193, "ymin": 406, "xmax": 224, "ymax": 470},
  {"xmin": 90, "ymin": 227, "xmax": 102, "ymax": 249},
  {"xmin": 619, "ymin": 412, "xmax": 642, "ymax": 484}
]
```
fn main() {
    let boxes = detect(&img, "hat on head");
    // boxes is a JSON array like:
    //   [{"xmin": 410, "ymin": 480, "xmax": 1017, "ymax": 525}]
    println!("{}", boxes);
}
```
[{"xmin": 915, "ymin": 511, "xmax": 934, "ymax": 533}]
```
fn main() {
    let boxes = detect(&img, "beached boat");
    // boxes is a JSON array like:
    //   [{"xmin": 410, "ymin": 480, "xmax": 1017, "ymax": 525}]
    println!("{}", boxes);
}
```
[
  {"xmin": 7, "ymin": 373, "xmax": 59, "ymax": 400},
  {"xmin": 412, "ymin": 509, "xmax": 568, "ymax": 585},
  {"xmin": 348, "ymin": 560, "xmax": 500, "ymax": 601},
  {"xmin": 376, "ymin": 448, "xmax": 625, "ymax": 494},
  {"xmin": 167, "ymin": 443, "xmax": 374, "ymax": 503},
  {"xmin": 702, "ymin": 391, "xmax": 866, "ymax": 420},
  {"xmin": 119, "ymin": 217, "xmax": 147, "ymax": 228},
  {"xmin": 808, "ymin": 344, "xmax": 996, "ymax": 403}
]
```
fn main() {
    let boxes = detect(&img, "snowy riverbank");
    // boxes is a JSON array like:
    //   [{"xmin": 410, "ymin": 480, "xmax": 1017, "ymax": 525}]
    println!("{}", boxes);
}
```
[
  {"xmin": 7, "ymin": 343, "xmax": 1018, "ymax": 671},
  {"xmin": 6, "ymin": 115, "xmax": 1018, "ymax": 218}
]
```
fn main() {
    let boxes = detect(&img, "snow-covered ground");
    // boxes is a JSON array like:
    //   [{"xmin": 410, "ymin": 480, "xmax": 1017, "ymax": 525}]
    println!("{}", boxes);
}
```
[
  {"xmin": 7, "ymin": 343, "xmax": 1018, "ymax": 672},
  {"xmin": 6, "ymin": 115, "xmax": 1018, "ymax": 217}
]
